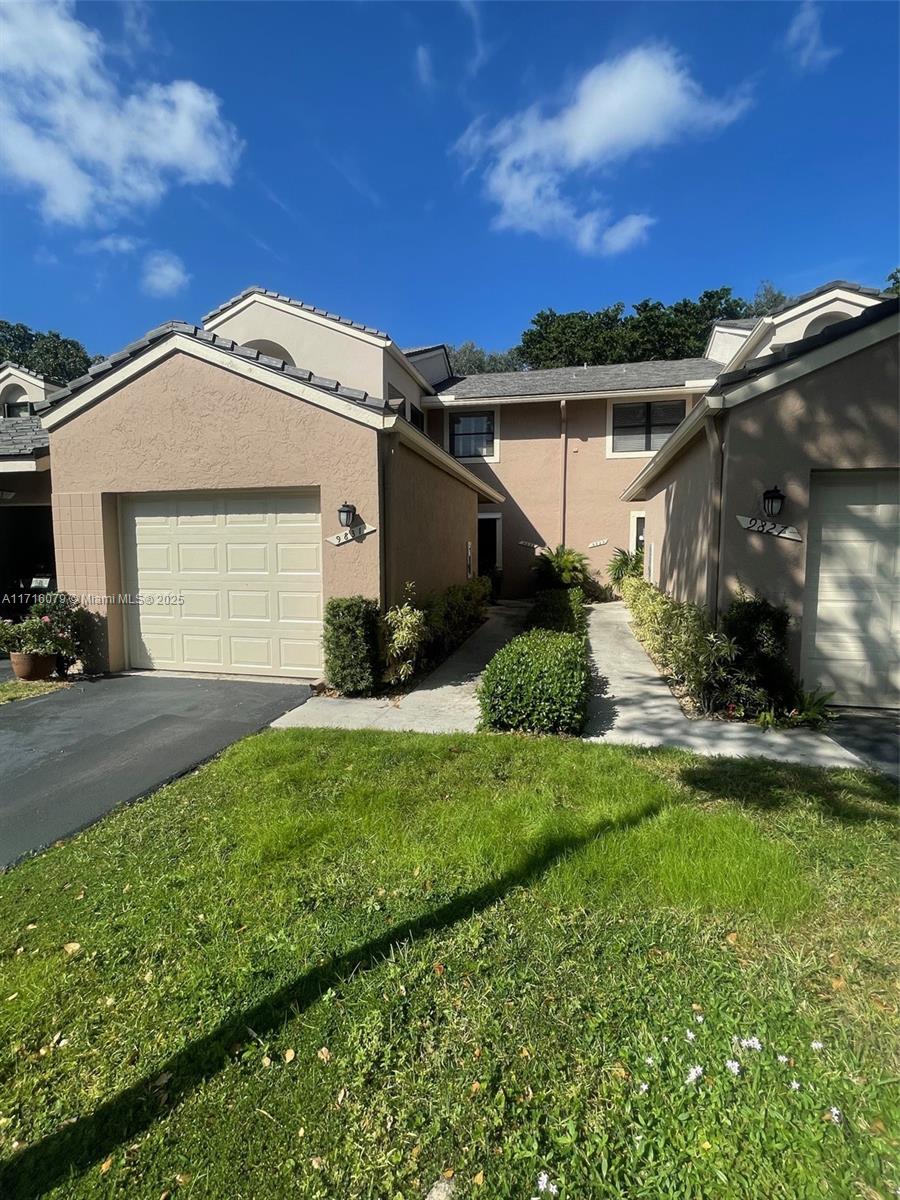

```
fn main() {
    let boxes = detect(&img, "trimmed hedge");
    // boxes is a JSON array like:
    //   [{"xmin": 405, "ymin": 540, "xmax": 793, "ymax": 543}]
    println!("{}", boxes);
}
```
[
  {"xmin": 478, "ymin": 628, "xmax": 590, "ymax": 735},
  {"xmin": 422, "ymin": 576, "xmax": 492, "ymax": 662},
  {"xmin": 322, "ymin": 596, "xmax": 381, "ymax": 696},
  {"xmin": 527, "ymin": 587, "xmax": 587, "ymax": 635},
  {"xmin": 619, "ymin": 575, "xmax": 800, "ymax": 717}
]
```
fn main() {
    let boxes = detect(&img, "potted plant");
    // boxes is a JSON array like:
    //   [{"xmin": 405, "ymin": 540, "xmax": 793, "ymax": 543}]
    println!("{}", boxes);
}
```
[{"xmin": 0, "ymin": 615, "xmax": 75, "ymax": 682}]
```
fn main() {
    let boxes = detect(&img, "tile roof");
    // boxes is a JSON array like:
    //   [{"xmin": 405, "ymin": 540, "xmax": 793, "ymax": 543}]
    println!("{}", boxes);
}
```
[
  {"xmin": 0, "ymin": 414, "xmax": 49, "ymax": 459},
  {"xmin": 203, "ymin": 286, "xmax": 390, "ymax": 339},
  {"xmin": 711, "ymin": 297, "xmax": 899, "ymax": 391},
  {"xmin": 768, "ymin": 280, "xmax": 893, "ymax": 317},
  {"xmin": 44, "ymin": 322, "xmax": 389, "ymax": 413},
  {"xmin": 714, "ymin": 318, "xmax": 758, "ymax": 330},
  {"xmin": 403, "ymin": 344, "xmax": 449, "ymax": 356},
  {"xmin": 0, "ymin": 360, "xmax": 47, "ymax": 381},
  {"xmin": 437, "ymin": 356, "xmax": 723, "ymax": 399}
]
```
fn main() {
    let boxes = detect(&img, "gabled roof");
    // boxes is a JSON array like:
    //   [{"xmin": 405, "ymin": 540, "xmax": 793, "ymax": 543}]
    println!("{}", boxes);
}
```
[
  {"xmin": 45, "ymin": 321, "xmax": 389, "ymax": 413},
  {"xmin": 437, "ymin": 357, "xmax": 723, "ymax": 400},
  {"xmin": 0, "ymin": 414, "xmax": 49, "ymax": 459},
  {"xmin": 712, "ymin": 318, "xmax": 758, "ymax": 331},
  {"xmin": 710, "ymin": 296, "xmax": 899, "ymax": 392},
  {"xmin": 0, "ymin": 360, "xmax": 48, "ymax": 382},
  {"xmin": 767, "ymin": 279, "xmax": 893, "ymax": 318},
  {"xmin": 203, "ymin": 286, "xmax": 390, "ymax": 340},
  {"xmin": 403, "ymin": 343, "xmax": 450, "ymax": 357}
]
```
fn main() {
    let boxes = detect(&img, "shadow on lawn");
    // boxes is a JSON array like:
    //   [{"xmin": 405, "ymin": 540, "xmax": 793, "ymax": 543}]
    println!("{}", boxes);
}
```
[
  {"xmin": 1, "ymin": 800, "xmax": 663, "ymax": 1198},
  {"xmin": 680, "ymin": 758, "xmax": 899, "ymax": 824}
]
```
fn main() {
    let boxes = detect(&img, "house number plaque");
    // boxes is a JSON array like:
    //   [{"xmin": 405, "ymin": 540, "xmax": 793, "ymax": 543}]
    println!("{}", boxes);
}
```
[
  {"xmin": 736, "ymin": 515, "xmax": 802, "ymax": 542},
  {"xmin": 326, "ymin": 524, "xmax": 377, "ymax": 546}
]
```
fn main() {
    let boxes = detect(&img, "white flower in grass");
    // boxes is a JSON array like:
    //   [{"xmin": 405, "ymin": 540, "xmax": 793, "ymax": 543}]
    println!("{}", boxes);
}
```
[
  {"xmin": 739, "ymin": 1036, "xmax": 763, "ymax": 1052},
  {"xmin": 639, "ymin": 1081, "xmax": 649, "ymax": 1094},
  {"xmin": 811, "ymin": 1040, "xmax": 824, "ymax": 1051},
  {"xmin": 725, "ymin": 1059, "xmax": 741, "ymax": 1076},
  {"xmin": 685, "ymin": 1065, "xmax": 704, "ymax": 1085},
  {"xmin": 662, "ymin": 1035, "xmax": 670, "ymax": 1044},
  {"xmin": 686, "ymin": 1029, "xmax": 697, "ymax": 1042},
  {"xmin": 644, "ymin": 1056, "xmax": 655, "ymax": 1066},
  {"xmin": 536, "ymin": 1172, "xmax": 559, "ymax": 1196},
  {"xmin": 828, "ymin": 1106, "xmax": 842, "ymax": 1124},
  {"xmin": 694, "ymin": 1014, "xmax": 705, "ymax": 1024},
  {"xmin": 777, "ymin": 1054, "xmax": 789, "ymax": 1064},
  {"xmin": 790, "ymin": 1080, "xmax": 801, "ymax": 1091}
]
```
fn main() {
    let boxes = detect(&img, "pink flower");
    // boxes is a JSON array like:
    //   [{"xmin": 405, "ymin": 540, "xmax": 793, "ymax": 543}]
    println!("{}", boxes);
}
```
[{"xmin": 41, "ymin": 615, "xmax": 52, "ymax": 624}]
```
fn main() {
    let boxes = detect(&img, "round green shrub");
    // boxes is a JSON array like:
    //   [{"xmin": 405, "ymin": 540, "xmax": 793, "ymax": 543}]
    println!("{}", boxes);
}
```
[{"xmin": 478, "ymin": 629, "xmax": 590, "ymax": 735}]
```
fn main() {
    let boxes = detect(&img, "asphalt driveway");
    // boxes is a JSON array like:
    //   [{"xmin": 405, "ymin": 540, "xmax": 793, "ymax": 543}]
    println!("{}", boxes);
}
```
[{"xmin": 0, "ymin": 673, "xmax": 310, "ymax": 868}]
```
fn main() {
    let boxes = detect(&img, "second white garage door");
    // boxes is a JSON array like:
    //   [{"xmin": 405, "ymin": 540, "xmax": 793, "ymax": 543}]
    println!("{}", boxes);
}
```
[
  {"xmin": 121, "ymin": 490, "xmax": 323, "ymax": 677},
  {"xmin": 801, "ymin": 470, "xmax": 899, "ymax": 707}
]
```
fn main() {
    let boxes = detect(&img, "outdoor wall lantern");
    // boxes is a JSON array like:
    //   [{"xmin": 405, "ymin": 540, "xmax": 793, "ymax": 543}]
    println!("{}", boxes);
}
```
[
  {"xmin": 337, "ymin": 501, "xmax": 357, "ymax": 528},
  {"xmin": 336, "ymin": 501, "xmax": 357, "ymax": 530},
  {"xmin": 762, "ymin": 486, "xmax": 785, "ymax": 519}
]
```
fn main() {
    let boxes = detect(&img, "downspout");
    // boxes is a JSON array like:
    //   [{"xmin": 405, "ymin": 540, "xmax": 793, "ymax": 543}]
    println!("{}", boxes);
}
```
[
  {"xmin": 559, "ymin": 398, "xmax": 568, "ymax": 545},
  {"xmin": 377, "ymin": 430, "xmax": 390, "ymax": 609},
  {"xmin": 703, "ymin": 402, "xmax": 725, "ymax": 622}
]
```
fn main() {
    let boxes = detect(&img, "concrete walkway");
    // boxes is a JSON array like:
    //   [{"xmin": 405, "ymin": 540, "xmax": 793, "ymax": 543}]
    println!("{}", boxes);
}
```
[
  {"xmin": 273, "ymin": 604, "xmax": 527, "ymax": 734},
  {"xmin": 584, "ymin": 603, "xmax": 866, "ymax": 769}
]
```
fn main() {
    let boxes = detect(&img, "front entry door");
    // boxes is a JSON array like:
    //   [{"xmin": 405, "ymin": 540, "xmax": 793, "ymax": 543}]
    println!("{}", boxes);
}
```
[{"xmin": 477, "ymin": 515, "xmax": 500, "ymax": 576}]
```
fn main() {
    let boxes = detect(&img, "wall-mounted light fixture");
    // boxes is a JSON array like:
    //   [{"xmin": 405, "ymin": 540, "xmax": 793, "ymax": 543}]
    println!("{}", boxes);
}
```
[
  {"xmin": 762, "ymin": 486, "xmax": 785, "ymax": 519},
  {"xmin": 337, "ymin": 501, "xmax": 357, "ymax": 528}
]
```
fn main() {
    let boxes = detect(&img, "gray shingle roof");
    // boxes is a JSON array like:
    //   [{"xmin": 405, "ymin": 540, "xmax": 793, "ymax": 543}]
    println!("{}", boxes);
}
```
[
  {"xmin": 438, "ymin": 357, "xmax": 723, "ymax": 399},
  {"xmin": 711, "ymin": 297, "xmax": 899, "ymax": 392},
  {"xmin": 203, "ymin": 286, "xmax": 390, "ymax": 340},
  {"xmin": 0, "ymin": 414, "xmax": 49, "ymax": 459},
  {"xmin": 45, "ymin": 321, "xmax": 388, "ymax": 413},
  {"xmin": 768, "ymin": 280, "xmax": 892, "ymax": 317}
]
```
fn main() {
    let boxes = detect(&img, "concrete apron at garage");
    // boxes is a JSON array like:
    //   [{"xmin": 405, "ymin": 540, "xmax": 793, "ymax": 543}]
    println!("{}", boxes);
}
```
[{"xmin": 0, "ymin": 673, "xmax": 310, "ymax": 868}]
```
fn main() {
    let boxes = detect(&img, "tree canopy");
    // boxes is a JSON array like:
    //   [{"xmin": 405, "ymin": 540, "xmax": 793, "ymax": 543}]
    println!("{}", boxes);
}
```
[
  {"xmin": 0, "ymin": 321, "xmax": 95, "ymax": 384},
  {"xmin": 886, "ymin": 268, "xmax": 900, "ymax": 297},
  {"xmin": 447, "ymin": 340, "xmax": 525, "ymax": 377}
]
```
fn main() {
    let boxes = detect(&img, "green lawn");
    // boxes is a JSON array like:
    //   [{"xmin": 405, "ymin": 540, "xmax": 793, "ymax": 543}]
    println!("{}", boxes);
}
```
[
  {"xmin": 1, "ymin": 731, "xmax": 897, "ymax": 1199},
  {"xmin": 0, "ymin": 679, "xmax": 68, "ymax": 705}
]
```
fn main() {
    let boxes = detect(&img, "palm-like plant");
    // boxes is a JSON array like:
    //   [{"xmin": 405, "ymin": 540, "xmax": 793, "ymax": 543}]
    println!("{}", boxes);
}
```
[
  {"xmin": 607, "ymin": 546, "xmax": 644, "ymax": 585},
  {"xmin": 534, "ymin": 544, "xmax": 590, "ymax": 589}
]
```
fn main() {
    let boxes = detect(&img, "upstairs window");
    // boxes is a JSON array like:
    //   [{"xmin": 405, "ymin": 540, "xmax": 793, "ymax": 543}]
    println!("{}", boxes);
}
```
[
  {"xmin": 612, "ymin": 399, "xmax": 685, "ymax": 453},
  {"xmin": 408, "ymin": 405, "xmax": 425, "ymax": 432},
  {"xmin": 3, "ymin": 400, "xmax": 32, "ymax": 418},
  {"xmin": 449, "ymin": 410, "xmax": 495, "ymax": 459}
]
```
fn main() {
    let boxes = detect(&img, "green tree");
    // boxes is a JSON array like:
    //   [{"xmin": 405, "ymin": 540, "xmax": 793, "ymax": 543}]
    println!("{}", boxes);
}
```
[
  {"xmin": 518, "ymin": 286, "xmax": 759, "ymax": 369},
  {"xmin": 886, "ymin": 268, "xmax": 900, "ymax": 297},
  {"xmin": 0, "ymin": 321, "xmax": 95, "ymax": 383},
  {"xmin": 448, "ymin": 340, "xmax": 524, "ymax": 376},
  {"xmin": 746, "ymin": 280, "xmax": 790, "ymax": 316}
]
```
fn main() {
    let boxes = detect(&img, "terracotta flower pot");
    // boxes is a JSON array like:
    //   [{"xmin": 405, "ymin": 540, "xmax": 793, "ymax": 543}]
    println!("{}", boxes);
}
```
[{"xmin": 9, "ymin": 652, "xmax": 57, "ymax": 682}]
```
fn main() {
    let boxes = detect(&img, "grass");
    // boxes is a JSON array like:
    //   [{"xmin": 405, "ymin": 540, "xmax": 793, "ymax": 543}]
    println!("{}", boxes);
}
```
[
  {"xmin": 0, "ymin": 679, "xmax": 67, "ymax": 704},
  {"xmin": 0, "ymin": 730, "xmax": 897, "ymax": 1199}
]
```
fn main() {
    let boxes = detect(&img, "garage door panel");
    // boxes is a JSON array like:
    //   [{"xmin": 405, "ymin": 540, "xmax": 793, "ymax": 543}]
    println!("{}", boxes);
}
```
[
  {"xmin": 123, "ymin": 490, "xmax": 323, "ymax": 678},
  {"xmin": 802, "ymin": 471, "xmax": 899, "ymax": 707}
]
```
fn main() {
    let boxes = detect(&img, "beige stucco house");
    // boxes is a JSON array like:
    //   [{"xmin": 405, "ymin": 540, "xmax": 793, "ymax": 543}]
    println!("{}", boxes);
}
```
[{"xmin": 1, "ymin": 278, "xmax": 896, "ymax": 704}]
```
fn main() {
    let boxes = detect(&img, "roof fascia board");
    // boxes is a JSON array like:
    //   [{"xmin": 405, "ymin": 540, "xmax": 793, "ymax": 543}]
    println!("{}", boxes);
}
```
[
  {"xmin": 719, "ymin": 316, "xmax": 773, "ymax": 373},
  {"xmin": 719, "ymin": 311, "xmax": 899, "ymax": 409},
  {"xmin": 385, "ymin": 341, "xmax": 436, "ymax": 396},
  {"xmin": 773, "ymin": 286, "xmax": 884, "ymax": 325},
  {"xmin": 426, "ymin": 383, "xmax": 714, "ymax": 408},
  {"xmin": 204, "ymin": 292, "xmax": 390, "ymax": 349},
  {"xmin": 41, "ymin": 336, "xmax": 387, "ymax": 433},
  {"xmin": 0, "ymin": 363, "xmax": 47, "ymax": 388},
  {"xmin": 386, "ymin": 415, "xmax": 505, "ymax": 504},
  {"xmin": 0, "ymin": 455, "xmax": 50, "ymax": 473}
]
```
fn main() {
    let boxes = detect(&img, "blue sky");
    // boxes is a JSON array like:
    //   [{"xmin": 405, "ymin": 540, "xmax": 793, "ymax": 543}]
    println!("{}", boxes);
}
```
[{"xmin": 1, "ymin": 1, "xmax": 897, "ymax": 359}]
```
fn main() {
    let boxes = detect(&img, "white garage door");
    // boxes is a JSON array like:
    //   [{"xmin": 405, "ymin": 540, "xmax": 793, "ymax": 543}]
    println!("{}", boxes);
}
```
[
  {"xmin": 121, "ymin": 491, "xmax": 323, "ymax": 677},
  {"xmin": 802, "ymin": 471, "xmax": 899, "ymax": 707}
]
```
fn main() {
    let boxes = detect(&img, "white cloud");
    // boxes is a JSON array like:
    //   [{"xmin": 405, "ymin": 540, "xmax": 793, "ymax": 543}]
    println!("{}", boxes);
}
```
[
  {"xmin": 80, "ymin": 234, "xmax": 142, "ymax": 254},
  {"xmin": 600, "ymin": 213, "xmax": 656, "ymax": 256},
  {"xmin": 0, "ymin": 0, "xmax": 242, "ymax": 226},
  {"xmin": 459, "ymin": 0, "xmax": 489, "ymax": 77},
  {"xmin": 455, "ymin": 45, "xmax": 750, "ymax": 255},
  {"xmin": 141, "ymin": 250, "xmax": 190, "ymax": 297},
  {"xmin": 784, "ymin": 1, "xmax": 840, "ymax": 72},
  {"xmin": 415, "ymin": 44, "xmax": 434, "ymax": 89}
]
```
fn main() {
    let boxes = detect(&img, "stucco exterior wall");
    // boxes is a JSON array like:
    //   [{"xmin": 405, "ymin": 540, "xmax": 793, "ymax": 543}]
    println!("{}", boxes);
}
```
[
  {"xmin": 205, "ymin": 300, "xmax": 386, "ymax": 396},
  {"xmin": 716, "ymin": 335, "xmax": 899, "ymax": 668},
  {"xmin": 640, "ymin": 430, "xmax": 714, "ymax": 607},
  {"xmin": 384, "ymin": 440, "xmax": 477, "ymax": 606},
  {"xmin": 49, "ymin": 351, "xmax": 383, "ymax": 671},
  {"xmin": 427, "ymin": 396, "xmax": 700, "ymax": 596}
]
